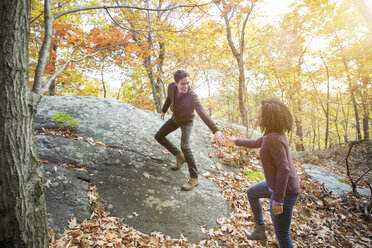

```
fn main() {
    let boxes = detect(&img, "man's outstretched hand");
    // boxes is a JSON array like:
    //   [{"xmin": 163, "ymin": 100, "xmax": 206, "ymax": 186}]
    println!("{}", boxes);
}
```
[
  {"xmin": 160, "ymin": 112, "xmax": 165, "ymax": 120},
  {"xmin": 214, "ymin": 131, "xmax": 225, "ymax": 146}
]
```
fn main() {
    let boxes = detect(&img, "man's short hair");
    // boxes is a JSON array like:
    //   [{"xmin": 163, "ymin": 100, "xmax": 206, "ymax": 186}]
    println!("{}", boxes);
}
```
[{"xmin": 174, "ymin": 70, "xmax": 189, "ymax": 83}]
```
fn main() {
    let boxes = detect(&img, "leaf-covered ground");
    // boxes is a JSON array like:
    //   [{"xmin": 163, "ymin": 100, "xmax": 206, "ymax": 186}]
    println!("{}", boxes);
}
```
[{"xmin": 49, "ymin": 127, "xmax": 372, "ymax": 247}]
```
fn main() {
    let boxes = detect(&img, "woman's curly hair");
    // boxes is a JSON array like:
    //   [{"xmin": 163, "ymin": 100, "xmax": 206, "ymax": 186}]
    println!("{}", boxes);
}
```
[{"xmin": 260, "ymin": 98, "xmax": 293, "ymax": 133}]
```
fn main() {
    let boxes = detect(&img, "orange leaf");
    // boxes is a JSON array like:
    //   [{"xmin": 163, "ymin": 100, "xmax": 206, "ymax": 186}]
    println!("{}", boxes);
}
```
[
  {"xmin": 90, "ymin": 28, "xmax": 101, "ymax": 37},
  {"xmin": 153, "ymin": 58, "xmax": 162, "ymax": 64}
]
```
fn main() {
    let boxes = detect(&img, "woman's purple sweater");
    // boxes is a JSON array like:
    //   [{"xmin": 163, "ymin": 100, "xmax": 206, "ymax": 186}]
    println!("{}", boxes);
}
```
[{"xmin": 235, "ymin": 132, "xmax": 301, "ymax": 203}]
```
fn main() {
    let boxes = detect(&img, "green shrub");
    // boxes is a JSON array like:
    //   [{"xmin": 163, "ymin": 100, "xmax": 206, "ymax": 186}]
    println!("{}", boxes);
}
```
[
  {"xmin": 242, "ymin": 169, "xmax": 265, "ymax": 182},
  {"xmin": 51, "ymin": 113, "xmax": 80, "ymax": 128}
]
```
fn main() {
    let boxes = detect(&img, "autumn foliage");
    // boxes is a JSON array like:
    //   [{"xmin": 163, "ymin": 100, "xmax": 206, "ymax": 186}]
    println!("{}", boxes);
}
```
[
  {"xmin": 48, "ymin": 126, "xmax": 371, "ymax": 247},
  {"xmin": 27, "ymin": 1, "xmax": 372, "ymax": 245}
]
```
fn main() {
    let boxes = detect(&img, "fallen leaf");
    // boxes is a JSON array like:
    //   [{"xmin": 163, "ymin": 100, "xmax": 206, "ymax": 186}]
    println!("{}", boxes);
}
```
[
  {"xmin": 202, "ymin": 172, "xmax": 211, "ymax": 177},
  {"xmin": 143, "ymin": 172, "xmax": 154, "ymax": 179},
  {"xmin": 44, "ymin": 179, "xmax": 51, "ymax": 188},
  {"xmin": 68, "ymin": 217, "xmax": 77, "ymax": 229},
  {"xmin": 49, "ymin": 229, "xmax": 55, "ymax": 243}
]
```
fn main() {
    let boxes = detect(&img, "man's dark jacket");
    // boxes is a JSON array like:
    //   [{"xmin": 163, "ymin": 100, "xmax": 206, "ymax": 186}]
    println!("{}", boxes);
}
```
[{"xmin": 162, "ymin": 82, "xmax": 219, "ymax": 133}]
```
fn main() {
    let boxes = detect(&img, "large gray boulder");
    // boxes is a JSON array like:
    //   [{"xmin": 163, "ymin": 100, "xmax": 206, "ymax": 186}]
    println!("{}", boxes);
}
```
[
  {"xmin": 35, "ymin": 96, "xmax": 238, "ymax": 243},
  {"xmin": 302, "ymin": 163, "xmax": 370, "ymax": 195}
]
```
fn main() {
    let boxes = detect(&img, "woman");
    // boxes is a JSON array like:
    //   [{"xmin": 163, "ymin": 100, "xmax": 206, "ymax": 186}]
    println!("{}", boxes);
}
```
[{"xmin": 232, "ymin": 98, "xmax": 300, "ymax": 247}]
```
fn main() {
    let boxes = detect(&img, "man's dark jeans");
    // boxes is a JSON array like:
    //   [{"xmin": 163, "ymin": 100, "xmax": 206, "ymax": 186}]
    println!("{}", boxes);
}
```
[{"xmin": 155, "ymin": 118, "xmax": 197, "ymax": 178}]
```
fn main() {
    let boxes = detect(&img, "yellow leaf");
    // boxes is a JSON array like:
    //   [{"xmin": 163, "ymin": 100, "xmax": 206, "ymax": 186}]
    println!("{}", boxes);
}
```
[
  {"xmin": 221, "ymin": 4, "xmax": 232, "ymax": 16},
  {"xmin": 238, "ymin": 5, "xmax": 250, "ymax": 13}
]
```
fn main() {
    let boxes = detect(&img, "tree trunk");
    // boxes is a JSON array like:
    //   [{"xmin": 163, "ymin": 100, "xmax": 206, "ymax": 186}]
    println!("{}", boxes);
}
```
[
  {"xmin": 145, "ymin": 1, "xmax": 162, "ymax": 113},
  {"xmin": 317, "ymin": 121, "xmax": 321, "ymax": 150},
  {"xmin": 351, "ymin": 89, "xmax": 362, "ymax": 140},
  {"xmin": 48, "ymin": 33, "xmax": 59, "ymax": 96},
  {"xmin": 324, "ymin": 59, "xmax": 330, "ymax": 148},
  {"xmin": 295, "ymin": 116, "xmax": 305, "ymax": 151},
  {"xmin": 221, "ymin": 0, "xmax": 251, "ymax": 128},
  {"xmin": 145, "ymin": 58, "xmax": 161, "ymax": 112},
  {"xmin": 312, "ymin": 125, "xmax": 316, "ymax": 151},
  {"xmin": 49, "ymin": 79, "xmax": 56, "ymax": 96},
  {"xmin": 101, "ymin": 69, "xmax": 107, "ymax": 98},
  {"xmin": 155, "ymin": 41, "xmax": 165, "ymax": 109},
  {"xmin": 0, "ymin": 0, "xmax": 48, "ymax": 247},
  {"xmin": 362, "ymin": 110, "xmax": 369, "ymax": 140},
  {"xmin": 116, "ymin": 0, "xmax": 163, "ymax": 113},
  {"xmin": 237, "ymin": 56, "xmax": 249, "ymax": 127},
  {"xmin": 361, "ymin": 77, "xmax": 370, "ymax": 140},
  {"xmin": 341, "ymin": 98, "xmax": 350, "ymax": 143},
  {"xmin": 340, "ymin": 51, "xmax": 362, "ymax": 141},
  {"xmin": 334, "ymin": 99, "xmax": 342, "ymax": 144}
]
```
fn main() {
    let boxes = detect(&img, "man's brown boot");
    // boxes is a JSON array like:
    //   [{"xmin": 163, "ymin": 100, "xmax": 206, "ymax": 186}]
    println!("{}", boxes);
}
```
[
  {"xmin": 181, "ymin": 177, "xmax": 199, "ymax": 191},
  {"xmin": 245, "ymin": 225, "xmax": 267, "ymax": 245},
  {"xmin": 171, "ymin": 150, "xmax": 185, "ymax": 170}
]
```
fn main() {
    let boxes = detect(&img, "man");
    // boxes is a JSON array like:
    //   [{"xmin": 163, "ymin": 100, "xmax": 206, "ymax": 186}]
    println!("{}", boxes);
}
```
[{"xmin": 155, "ymin": 70, "xmax": 225, "ymax": 191}]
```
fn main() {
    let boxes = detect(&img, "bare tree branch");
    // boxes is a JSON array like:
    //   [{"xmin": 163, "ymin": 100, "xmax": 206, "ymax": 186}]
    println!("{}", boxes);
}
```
[
  {"xmin": 239, "ymin": 1, "xmax": 254, "ymax": 55},
  {"xmin": 53, "ymin": 3, "xmax": 214, "ymax": 19},
  {"xmin": 221, "ymin": 1, "xmax": 238, "ymax": 57}
]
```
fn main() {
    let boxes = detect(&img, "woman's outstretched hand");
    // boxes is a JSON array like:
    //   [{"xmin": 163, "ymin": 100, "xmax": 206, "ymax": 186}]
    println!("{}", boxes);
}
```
[{"xmin": 225, "ymin": 137, "xmax": 235, "ymax": 147}]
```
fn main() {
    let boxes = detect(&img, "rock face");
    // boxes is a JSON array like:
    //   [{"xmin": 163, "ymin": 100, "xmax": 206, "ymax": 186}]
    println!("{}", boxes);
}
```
[
  {"xmin": 35, "ymin": 96, "xmax": 237, "ymax": 243},
  {"xmin": 303, "ymin": 164, "xmax": 370, "ymax": 195}
]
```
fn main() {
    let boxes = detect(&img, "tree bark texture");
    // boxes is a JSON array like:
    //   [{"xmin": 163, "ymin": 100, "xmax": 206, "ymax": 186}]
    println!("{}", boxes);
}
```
[{"xmin": 0, "ymin": 0, "xmax": 48, "ymax": 247}]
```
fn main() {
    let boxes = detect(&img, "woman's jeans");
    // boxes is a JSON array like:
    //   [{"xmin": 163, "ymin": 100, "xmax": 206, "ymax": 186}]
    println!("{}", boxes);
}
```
[
  {"xmin": 154, "ymin": 118, "xmax": 197, "ymax": 178},
  {"xmin": 246, "ymin": 180, "xmax": 298, "ymax": 248}
]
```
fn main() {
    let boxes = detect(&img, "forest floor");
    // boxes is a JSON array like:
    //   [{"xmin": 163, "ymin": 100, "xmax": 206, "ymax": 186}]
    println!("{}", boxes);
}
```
[{"xmin": 49, "ymin": 127, "xmax": 372, "ymax": 248}]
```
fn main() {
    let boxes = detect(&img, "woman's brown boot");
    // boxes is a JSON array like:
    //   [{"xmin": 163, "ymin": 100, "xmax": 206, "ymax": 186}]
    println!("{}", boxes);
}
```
[{"xmin": 245, "ymin": 225, "xmax": 267, "ymax": 245}]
